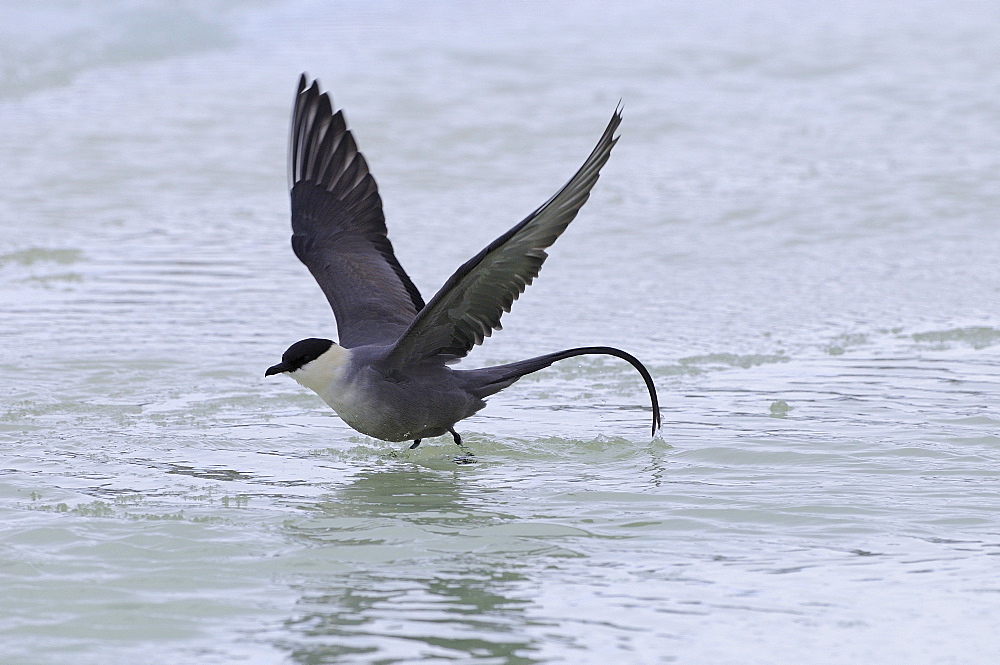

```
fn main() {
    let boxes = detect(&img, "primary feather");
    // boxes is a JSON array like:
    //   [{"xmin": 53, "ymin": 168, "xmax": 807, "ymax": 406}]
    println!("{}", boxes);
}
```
[{"xmin": 289, "ymin": 75, "xmax": 425, "ymax": 348}]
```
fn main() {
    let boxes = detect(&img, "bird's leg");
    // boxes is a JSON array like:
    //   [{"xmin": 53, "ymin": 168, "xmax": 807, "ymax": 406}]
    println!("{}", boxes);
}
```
[
  {"xmin": 448, "ymin": 428, "xmax": 476, "ymax": 465},
  {"xmin": 409, "ymin": 439, "xmax": 422, "ymax": 450}
]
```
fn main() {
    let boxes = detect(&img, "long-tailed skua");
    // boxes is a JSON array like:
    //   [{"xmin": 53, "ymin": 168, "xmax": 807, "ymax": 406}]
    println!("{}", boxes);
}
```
[{"xmin": 266, "ymin": 75, "xmax": 660, "ymax": 449}]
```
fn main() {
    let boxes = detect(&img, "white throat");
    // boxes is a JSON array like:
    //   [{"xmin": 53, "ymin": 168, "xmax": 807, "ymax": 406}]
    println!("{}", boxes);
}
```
[{"xmin": 289, "ymin": 343, "xmax": 351, "ymax": 396}]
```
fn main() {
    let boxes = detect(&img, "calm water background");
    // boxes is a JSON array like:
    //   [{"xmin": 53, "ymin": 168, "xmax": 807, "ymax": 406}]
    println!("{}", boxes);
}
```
[{"xmin": 2, "ymin": 1, "xmax": 1000, "ymax": 663}]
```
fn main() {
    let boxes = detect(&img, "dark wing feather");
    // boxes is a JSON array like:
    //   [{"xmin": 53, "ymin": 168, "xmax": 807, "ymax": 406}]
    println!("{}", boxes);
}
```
[
  {"xmin": 385, "ymin": 107, "xmax": 622, "ymax": 365},
  {"xmin": 289, "ymin": 75, "xmax": 424, "ymax": 348}
]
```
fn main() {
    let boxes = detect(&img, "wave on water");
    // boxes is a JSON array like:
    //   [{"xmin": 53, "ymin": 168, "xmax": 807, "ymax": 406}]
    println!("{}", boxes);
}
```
[
  {"xmin": 0, "ymin": 0, "xmax": 241, "ymax": 98},
  {"xmin": 911, "ymin": 326, "xmax": 1000, "ymax": 350},
  {"xmin": 679, "ymin": 352, "xmax": 790, "ymax": 371}
]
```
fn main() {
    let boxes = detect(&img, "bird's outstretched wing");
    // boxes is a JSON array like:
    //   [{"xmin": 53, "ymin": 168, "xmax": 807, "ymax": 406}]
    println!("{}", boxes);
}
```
[
  {"xmin": 384, "ymin": 107, "xmax": 622, "ymax": 366},
  {"xmin": 289, "ymin": 75, "xmax": 425, "ymax": 348}
]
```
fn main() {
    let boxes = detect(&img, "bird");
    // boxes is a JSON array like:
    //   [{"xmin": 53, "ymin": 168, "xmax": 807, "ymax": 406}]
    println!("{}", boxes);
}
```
[{"xmin": 266, "ymin": 74, "xmax": 660, "ymax": 450}]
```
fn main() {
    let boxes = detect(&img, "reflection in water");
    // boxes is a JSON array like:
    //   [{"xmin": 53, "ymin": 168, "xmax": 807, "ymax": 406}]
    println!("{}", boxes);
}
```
[
  {"xmin": 292, "ymin": 465, "xmax": 507, "ymax": 522},
  {"xmin": 277, "ymin": 466, "xmax": 544, "ymax": 663},
  {"xmin": 283, "ymin": 567, "xmax": 542, "ymax": 664}
]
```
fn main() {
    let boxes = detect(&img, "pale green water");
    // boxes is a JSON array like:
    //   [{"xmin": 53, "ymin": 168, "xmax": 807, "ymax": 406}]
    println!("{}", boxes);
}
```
[{"xmin": 2, "ymin": 1, "xmax": 1000, "ymax": 663}]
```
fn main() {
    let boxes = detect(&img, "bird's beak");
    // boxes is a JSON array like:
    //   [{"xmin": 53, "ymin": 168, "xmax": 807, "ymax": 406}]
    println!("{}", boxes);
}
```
[{"xmin": 265, "ymin": 362, "xmax": 291, "ymax": 377}]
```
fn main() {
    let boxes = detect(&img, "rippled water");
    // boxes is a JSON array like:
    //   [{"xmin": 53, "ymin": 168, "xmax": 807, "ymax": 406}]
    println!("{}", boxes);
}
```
[{"xmin": 2, "ymin": 1, "xmax": 1000, "ymax": 663}]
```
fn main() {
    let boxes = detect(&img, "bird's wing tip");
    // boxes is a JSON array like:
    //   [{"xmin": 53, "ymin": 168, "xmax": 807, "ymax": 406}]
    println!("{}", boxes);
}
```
[{"xmin": 608, "ymin": 101, "xmax": 624, "ymax": 142}]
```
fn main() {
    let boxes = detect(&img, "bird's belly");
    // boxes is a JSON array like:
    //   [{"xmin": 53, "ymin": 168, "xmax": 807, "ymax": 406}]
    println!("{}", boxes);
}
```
[{"xmin": 320, "ymin": 376, "xmax": 467, "ymax": 442}]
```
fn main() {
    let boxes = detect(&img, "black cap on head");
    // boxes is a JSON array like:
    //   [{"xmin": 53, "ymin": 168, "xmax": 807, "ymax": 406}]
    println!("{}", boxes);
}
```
[{"xmin": 265, "ymin": 338, "xmax": 334, "ymax": 376}]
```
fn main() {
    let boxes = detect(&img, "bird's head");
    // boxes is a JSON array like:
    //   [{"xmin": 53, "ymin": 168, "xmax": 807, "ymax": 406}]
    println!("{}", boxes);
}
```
[{"xmin": 266, "ymin": 338, "xmax": 348, "ymax": 392}]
